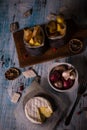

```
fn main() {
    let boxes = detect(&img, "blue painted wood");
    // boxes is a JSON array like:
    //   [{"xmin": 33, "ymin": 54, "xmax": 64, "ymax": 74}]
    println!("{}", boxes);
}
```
[{"xmin": 0, "ymin": 0, "xmax": 87, "ymax": 130}]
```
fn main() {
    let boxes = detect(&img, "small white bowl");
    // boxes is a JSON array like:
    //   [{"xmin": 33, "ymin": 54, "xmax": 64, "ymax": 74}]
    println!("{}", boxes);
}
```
[{"xmin": 48, "ymin": 62, "xmax": 78, "ymax": 92}]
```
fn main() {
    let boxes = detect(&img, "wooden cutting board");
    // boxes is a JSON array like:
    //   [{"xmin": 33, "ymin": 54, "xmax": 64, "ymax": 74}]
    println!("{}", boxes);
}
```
[{"xmin": 13, "ymin": 20, "xmax": 87, "ymax": 68}]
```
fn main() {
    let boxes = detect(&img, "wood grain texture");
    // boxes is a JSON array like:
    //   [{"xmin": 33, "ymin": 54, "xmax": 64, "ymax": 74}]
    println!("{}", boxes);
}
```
[
  {"xmin": 13, "ymin": 19, "xmax": 87, "ymax": 68},
  {"xmin": 13, "ymin": 29, "xmax": 70, "ymax": 67}
]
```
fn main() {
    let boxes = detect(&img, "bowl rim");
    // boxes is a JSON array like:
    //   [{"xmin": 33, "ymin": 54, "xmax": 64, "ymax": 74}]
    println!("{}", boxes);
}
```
[{"xmin": 48, "ymin": 62, "xmax": 78, "ymax": 92}]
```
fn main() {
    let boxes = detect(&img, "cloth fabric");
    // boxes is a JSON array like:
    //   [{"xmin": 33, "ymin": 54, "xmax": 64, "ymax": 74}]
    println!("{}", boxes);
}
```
[{"xmin": 14, "ymin": 80, "xmax": 68, "ymax": 130}]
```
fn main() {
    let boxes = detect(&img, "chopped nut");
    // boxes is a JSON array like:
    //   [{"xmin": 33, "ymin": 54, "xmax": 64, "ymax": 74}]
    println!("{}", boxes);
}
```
[
  {"xmin": 11, "ymin": 92, "xmax": 21, "ymax": 103},
  {"xmin": 24, "ymin": 29, "xmax": 32, "ymax": 42},
  {"xmin": 23, "ymin": 8, "xmax": 33, "ymax": 17},
  {"xmin": 10, "ymin": 22, "xmax": 19, "ymax": 32},
  {"xmin": 22, "ymin": 69, "xmax": 37, "ymax": 78},
  {"xmin": 47, "ymin": 13, "xmax": 57, "ymax": 21}
]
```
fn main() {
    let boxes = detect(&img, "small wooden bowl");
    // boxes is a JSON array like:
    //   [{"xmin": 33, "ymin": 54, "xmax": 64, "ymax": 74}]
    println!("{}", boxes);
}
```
[{"xmin": 68, "ymin": 39, "xmax": 83, "ymax": 54}]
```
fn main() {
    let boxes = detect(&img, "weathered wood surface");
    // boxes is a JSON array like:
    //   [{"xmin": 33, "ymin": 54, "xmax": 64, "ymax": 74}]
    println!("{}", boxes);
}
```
[{"xmin": 0, "ymin": 0, "xmax": 87, "ymax": 130}]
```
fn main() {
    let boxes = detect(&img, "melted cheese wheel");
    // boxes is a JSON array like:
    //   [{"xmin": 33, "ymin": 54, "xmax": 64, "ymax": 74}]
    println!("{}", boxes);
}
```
[{"xmin": 25, "ymin": 96, "xmax": 53, "ymax": 124}]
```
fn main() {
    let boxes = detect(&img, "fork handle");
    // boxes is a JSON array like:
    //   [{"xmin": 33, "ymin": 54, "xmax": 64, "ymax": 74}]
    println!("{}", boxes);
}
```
[{"xmin": 65, "ymin": 95, "xmax": 81, "ymax": 126}]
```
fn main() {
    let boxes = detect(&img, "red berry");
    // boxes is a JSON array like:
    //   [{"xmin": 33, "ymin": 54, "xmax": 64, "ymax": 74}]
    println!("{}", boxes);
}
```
[
  {"xmin": 52, "ymin": 48, "xmax": 57, "ymax": 52},
  {"xmin": 63, "ymin": 78, "xmax": 74, "ymax": 88},
  {"xmin": 50, "ymin": 70, "xmax": 60, "ymax": 82},
  {"xmin": 19, "ymin": 85, "xmax": 24, "ymax": 91}
]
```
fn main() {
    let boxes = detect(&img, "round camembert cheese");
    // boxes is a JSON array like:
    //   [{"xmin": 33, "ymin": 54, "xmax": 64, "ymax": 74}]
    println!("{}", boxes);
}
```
[{"xmin": 25, "ymin": 96, "xmax": 53, "ymax": 124}]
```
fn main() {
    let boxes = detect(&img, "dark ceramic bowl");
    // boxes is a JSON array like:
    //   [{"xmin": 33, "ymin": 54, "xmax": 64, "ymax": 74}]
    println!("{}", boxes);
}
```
[
  {"xmin": 45, "ymin": 20, "xmax": 66, "ymax": 40},
  {"xmin": 24, "ymin": 26, "xmax": 46, "ymax": 56},
  {"xmin": 45, "ymin": 20, "xmax": 66, "ymax": 48}
]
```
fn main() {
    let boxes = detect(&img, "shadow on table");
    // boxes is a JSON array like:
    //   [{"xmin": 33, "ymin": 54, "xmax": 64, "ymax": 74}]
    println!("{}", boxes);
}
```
[{"xmin": 69, "ymin": 52, "xmax": 87, "ymax": 81}]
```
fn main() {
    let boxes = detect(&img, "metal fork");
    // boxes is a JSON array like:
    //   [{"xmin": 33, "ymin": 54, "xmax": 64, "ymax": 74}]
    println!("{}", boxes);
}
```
[{"xmin": 65, "ymin": 80, "xmax": 87, "ymax": 126}]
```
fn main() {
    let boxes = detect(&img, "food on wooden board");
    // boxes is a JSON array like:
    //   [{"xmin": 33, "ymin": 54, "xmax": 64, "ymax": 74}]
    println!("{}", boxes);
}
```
[
  {"xmin": 46, "ymin": 14, "xmax": 66, "ymax": 39},
  {"xmin": 24, "ymin": 26, "xmax": 44, "ymax": 47}
]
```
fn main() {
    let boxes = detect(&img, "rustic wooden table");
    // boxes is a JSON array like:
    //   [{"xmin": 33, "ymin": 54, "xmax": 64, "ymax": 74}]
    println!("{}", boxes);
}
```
[{"xmin": 0, "ymin": 0, "xmax": 87, "ymax": 130}]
